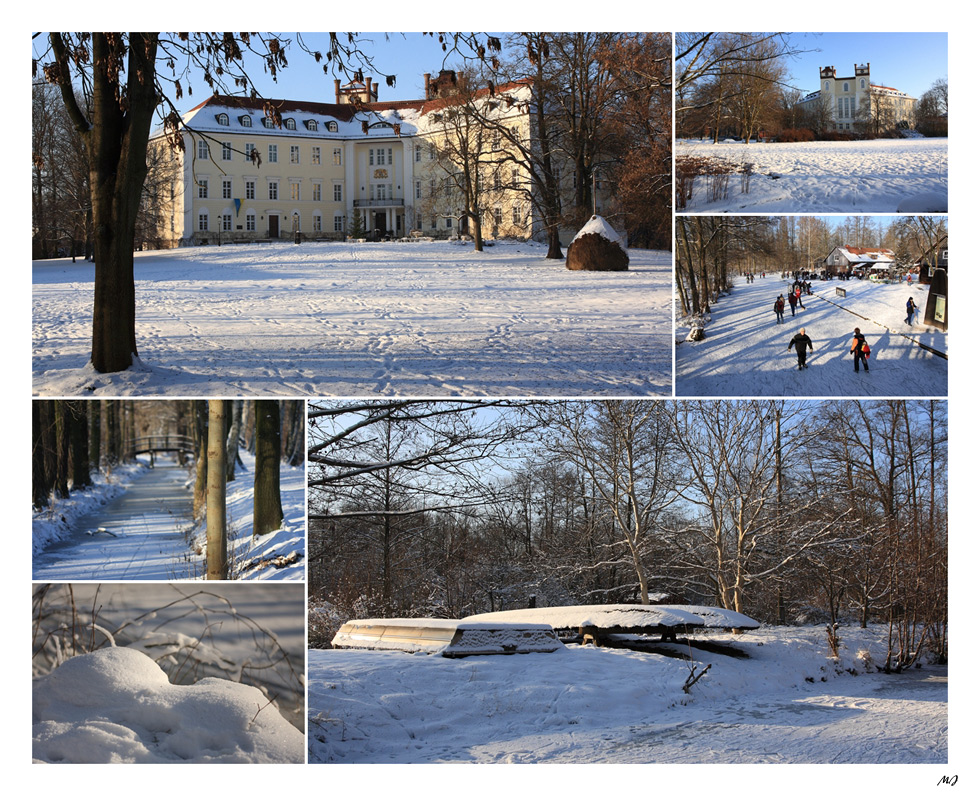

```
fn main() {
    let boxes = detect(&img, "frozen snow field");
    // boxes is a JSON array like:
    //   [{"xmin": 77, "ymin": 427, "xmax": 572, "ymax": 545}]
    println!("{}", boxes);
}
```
[
  {"xmin": 308, "ymin": 624, "xmax": 946, "ymax": 765},
  {"xmin": 675, "ymin": 276, "xmax": 947, "ymax": 397},
  {"xmin": 676, "ymin": 137, "xmax": 948, "ymax": 213},
  {"xmin": 32, "ymin": 240, "xmax": 671, "ymax": 397}
]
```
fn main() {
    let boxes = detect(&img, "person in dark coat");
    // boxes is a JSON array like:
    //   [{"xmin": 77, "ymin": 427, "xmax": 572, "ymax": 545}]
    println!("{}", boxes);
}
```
[
  {"xmin": 788, "ymin": 291, "xmax": 798, "ymax": 316},
  {"xmin": 788, "ymin": 327, "xmax": 813, "ymax": 370},
  {"xmin": 850, "ymin": 327, "xmax": 870, "ymax": 372},
  {"xmin": 774, "ymin": 295, "xmax": 785, "ymax": 324},
  {"xmin": 905, "ymin": 296, "xmax": 917, "ymax": 326}
]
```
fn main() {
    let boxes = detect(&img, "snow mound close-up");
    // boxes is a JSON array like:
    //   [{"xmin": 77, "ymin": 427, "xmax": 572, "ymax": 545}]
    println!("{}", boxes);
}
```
[{"xmin": 33, "ymin": 647, "xmax": 304, "ymax": 764}]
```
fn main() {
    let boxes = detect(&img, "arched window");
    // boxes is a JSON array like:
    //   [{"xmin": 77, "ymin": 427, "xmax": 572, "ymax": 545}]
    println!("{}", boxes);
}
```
[
  {"xmin": 327, "ymin": 121, "xmax": 339, "ymax": 132},
  {"xmin": 843, "ymin": 82, "xmax": 849, "ymax": 92},
  {"xmin": 216, "ymin": 113, "xmax": 229, "ymax": 126},
  {"xmin": 240, "ymin": 115, "xmax": 252, "ymax": 127},
  {"xmin": 306, "ymin": 119, "xmax": 318, "ymax": 131},
  {"xmin": 824, "ymin": 81, "xmax": 830, "ymax": 91},
  {"xmin": 860, "ymin": 79, "xmax": 866, "ymax": 90},
  {"xmin": 285, "ymin": 118, "xmax": 296, "ymax": 130},
  {"xmin": 263, "ymin": 117, "xmax": 275, "ymax": 128}
]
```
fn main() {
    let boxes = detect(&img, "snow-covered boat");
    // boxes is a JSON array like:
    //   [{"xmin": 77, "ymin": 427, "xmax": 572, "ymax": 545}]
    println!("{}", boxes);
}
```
[
  {"xmin": 466, "ymin": 604, "xmax": 759, "ymax": 641},
  {"xmin": 331, "ymin": 617, "xmax": 563, "ymax": 656}
]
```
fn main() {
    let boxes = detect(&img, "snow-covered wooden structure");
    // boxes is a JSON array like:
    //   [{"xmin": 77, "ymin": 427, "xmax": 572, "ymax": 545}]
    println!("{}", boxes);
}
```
[{"xmin": 331, "ymin": 618, "xmax": 563, "ymax": 657}]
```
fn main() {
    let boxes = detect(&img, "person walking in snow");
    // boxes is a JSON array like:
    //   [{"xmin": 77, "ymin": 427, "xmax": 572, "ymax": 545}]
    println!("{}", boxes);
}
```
[
  {"xmin": 795, "ymin": 286, "xmax": 805, "ymax": 310},
  {"xmin": 905, "ymin": 296, "xmax": 917, "ymax": 326},
  {"xmin": 850, "ymin": 327, "xmax": 870, "ymax": 372},
  {"xmin": 774, "ymin": 295, "xmax": 785, "ymax": 324},
  {"xmin": 788, "ymin": 291, "xmax": 798, "ymax": 316},
  {"xmin": 788, "ymin": 327, "xmax": 813, "ymax": 370}
]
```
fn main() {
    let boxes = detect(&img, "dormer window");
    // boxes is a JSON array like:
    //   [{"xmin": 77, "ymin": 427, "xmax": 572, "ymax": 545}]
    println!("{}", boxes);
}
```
[
  {"xmin": 327, "ymin": 121, "xmax": 339, "ymax": 132},
  {"xmin": 262, "ymin": 117, "xmax": 275, "ymax": 128},
  {"xmin": 216, "ymin": 113, "xmax": 229, "ymax": 126},
  {"xmin": 240, "ymin": 115, "xmax": 252, "ymax": 127},
  {"xmin": 284, "ymin": 118, "xmax": 296, "ymax": 130},
  {"xmin": 305, "ymin": 119, "xmax": 318, "ymax": 131}
]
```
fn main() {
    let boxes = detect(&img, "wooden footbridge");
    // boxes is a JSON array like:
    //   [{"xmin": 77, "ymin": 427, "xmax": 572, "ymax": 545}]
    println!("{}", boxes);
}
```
[{"xmin": 125, "ymin": 434, "xmax": 196, "ymax": 465}]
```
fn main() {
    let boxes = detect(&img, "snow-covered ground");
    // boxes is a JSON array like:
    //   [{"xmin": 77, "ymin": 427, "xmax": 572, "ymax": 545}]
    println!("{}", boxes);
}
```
[
  {"xmin": 32, "ymin": 452, "xmax": 305, "ymax": 580},
  {"xmin": 32, "ymin": 583, "xmax": 306, "ymax": 762},
  {"xmin": 676, "ymin": 137, "xmax": 948, "ymax": 213},
  {"xmin": 31, "ymin": 240, "xmax": 672, "ymax": 397},
  {"xmin": 308, "ymin": 624, "xmax": 946, "ymax": 766},
  {"xmin": 675, "ymin": 276, "xmax": 947, "ymax": 397}
]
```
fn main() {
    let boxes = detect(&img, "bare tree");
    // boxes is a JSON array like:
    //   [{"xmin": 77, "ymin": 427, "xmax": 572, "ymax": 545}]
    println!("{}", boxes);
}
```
[
  {"xmin": 34, "ymin": 32, "xmax": 501, "ymax": 372},
  {"xmin": 533, "ymin": 401, "xmax": 679, "ymax": 604}
]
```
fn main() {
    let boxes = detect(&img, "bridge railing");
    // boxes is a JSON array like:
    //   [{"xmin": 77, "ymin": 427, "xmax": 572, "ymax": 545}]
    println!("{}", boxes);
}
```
[{"xmin": 126, "ymin": 434, "xmax": 197, "ymax": 457}]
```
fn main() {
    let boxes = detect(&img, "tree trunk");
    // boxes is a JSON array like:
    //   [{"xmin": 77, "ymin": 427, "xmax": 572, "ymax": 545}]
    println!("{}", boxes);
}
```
[
  {"xmin": 206, "ymin": 400, "xmax": 228, "ymax": 579},
  {"xmin": 53, "ymin": 401, "xmax": 70, "ymax": 499},
  {"xmin": 32, "ymin": 402, "xmax": 49, "ymax": 509},
  {"xmin": 50, "ymin": 33, "xmax": 160, "ymax": 373},
  {"xmin": 68, "ymin": 401, "xmax": 92, "ymax": 490},
  {"xmin": 192, "ymin": 401, "xmax": 208, "ymax": 517},
  {"xmin": 253, "ymin": 401, "xmax": 284, "ymax": 535}
]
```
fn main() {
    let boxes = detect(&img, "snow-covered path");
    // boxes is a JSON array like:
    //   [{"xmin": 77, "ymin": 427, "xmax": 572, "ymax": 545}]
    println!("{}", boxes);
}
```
[
  {"xmin": 32, "ymin": 241, "xmax": 672, "ymax": 397},
  {"xmin": 32, "ymin": 464, "xmax": 196, "ymax": 580},
  {"xmin": 676, "ymin": 137, "xmax": 948, "ymax": 213},
  {"xmin": 675, "ymin": 276, "xmax": 948, "ymax": 397}
]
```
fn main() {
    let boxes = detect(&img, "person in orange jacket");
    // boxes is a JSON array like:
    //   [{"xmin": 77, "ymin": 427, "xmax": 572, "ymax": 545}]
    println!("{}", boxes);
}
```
[{"xmin": 850, "ymin": 327, "xmax": 870, "ymax": 372}]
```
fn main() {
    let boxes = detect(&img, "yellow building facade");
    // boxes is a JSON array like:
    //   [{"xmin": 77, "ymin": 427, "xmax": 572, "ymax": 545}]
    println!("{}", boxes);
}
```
[{"xmin": 148, "ymin": 73, "xmax": 541, "ymax": 247}]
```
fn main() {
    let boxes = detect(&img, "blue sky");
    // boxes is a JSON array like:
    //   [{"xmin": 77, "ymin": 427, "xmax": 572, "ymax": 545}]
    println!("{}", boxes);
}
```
[
  {"xmin": 175, "ymin": 31, "xmax": 948, "ymax": 109},
  {"xmin": 781, "ymin": 32, "xmax": 948, "ymax": 99},
  {"xmin": 172, "ymin": 33, "xmax": 495, "ymax": 107}
]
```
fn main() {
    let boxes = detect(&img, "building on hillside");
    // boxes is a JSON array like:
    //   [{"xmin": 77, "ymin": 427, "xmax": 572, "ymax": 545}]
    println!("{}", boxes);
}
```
[
  {"xmin": 822, "ymin": 245, "xmax": 896, "ymax": 277},
  {"xmin": 146, "ymin": 71, "xmax": 599, "ymax": 248},
  {"xmin": 796, "ymin": 63, "xmax": 915, "ymax": 134}
]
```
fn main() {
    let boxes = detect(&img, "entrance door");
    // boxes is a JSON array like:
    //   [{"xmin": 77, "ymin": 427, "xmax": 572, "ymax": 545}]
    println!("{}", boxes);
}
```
[
  {"xmin": 374, "ymin": 212, "xmax": 386, "ymax": 236},
  {"xmin": 269, "ymin": 215, "xmax": 279, "ymax": 238}
]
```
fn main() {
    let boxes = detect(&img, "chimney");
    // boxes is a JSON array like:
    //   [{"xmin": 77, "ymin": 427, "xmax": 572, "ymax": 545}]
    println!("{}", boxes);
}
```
[
  {"xmin": 334, "ymin": 79, "xmax": 341, "ymax": 104},
  {"xmin": 364, "ymin": 76, "xmax": 373, "ymax": 103},
  {"xmin": 424, "ymin": 73, "xmax": 431, "ymax": 98}
]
